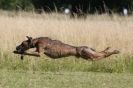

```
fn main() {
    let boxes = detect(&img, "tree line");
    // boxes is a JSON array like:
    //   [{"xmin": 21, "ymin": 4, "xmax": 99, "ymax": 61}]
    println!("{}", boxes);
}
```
[{"xmin": 0, "ymin": 0, "xmax": 132, "ymax": 14}]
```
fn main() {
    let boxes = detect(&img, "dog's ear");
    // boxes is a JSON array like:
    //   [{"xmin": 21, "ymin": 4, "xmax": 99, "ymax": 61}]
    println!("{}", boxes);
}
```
[
  {"xmin": 26, "ymin": 36, "xmax": 32, "ymax": 40},
  {"xmin": 26, "ymin": 36, "xmax": 33, "ymax": 44}
]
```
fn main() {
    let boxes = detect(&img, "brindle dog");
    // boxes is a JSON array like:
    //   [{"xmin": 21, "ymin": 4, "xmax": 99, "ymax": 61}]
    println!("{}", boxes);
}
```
[{"xmin": 14, "ymin": 36, "xmax": 120, "ymax": 60}]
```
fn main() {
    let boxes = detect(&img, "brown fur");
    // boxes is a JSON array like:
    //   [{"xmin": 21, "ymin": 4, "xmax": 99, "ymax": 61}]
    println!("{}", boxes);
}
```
[{"xmin": 15, "ymin": 36, "xmax": 120, "ymax": 60}]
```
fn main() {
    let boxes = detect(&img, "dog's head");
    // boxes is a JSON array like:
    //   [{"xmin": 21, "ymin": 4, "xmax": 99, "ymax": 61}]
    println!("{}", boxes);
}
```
[{"xmin": 16, "ymin": 36, "xmax": 34, "ymax": 54}]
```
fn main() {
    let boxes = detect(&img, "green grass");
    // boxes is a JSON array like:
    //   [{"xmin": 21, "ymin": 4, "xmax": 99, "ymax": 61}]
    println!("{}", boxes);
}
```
[
  {"xmin": 0, "ymin": 52, "xmax": 133, "ymax": 88},
  {"xmin": 0, "ymin": 70, "xmax": 133, "ymax": 88},
  {"xmin": 0, "ymin": 52, "xmax": 133, "ymax": 73}
]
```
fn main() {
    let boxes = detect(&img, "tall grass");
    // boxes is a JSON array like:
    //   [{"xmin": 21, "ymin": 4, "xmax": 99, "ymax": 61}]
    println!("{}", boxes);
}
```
[{"xmin": 0, "ymin": 11, "xmax": 133, "ymax": 73}]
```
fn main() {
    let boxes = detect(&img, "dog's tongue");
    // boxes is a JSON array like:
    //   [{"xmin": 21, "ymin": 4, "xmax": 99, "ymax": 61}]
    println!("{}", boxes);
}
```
[
  {"xmin": 13, "ymin": 51, "xmax": 24, "ymax": 60},
  {"xmin": 21, "ymin": 55, "xmax": 24, "ymax": 60}
]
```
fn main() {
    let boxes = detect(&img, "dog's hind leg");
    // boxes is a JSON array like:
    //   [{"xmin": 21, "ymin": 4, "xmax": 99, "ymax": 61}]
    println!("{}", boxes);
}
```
[{"xmin": 81, "ymin": 47, "xmax": 120, "ymax": 61}]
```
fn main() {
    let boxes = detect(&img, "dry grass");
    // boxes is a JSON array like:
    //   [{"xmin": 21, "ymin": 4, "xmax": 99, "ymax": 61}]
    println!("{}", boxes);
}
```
[{"xmin": 0, "ymin": 11, "xmax": 133, "ymax": 55}]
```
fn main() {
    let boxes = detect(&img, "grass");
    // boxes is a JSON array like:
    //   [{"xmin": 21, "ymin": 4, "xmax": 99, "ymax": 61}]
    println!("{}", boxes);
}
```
[
  {"xmin": 0, "ymin": 11, "xmax": 132, "ymax": 73},
  {"xmin": 0, "ymin": 52, "xmax": 133, "ymax": 73},
  {"xmin": 0, "ymin": 13, "xmax": 133, "ymax": 54},
  {"xmin": 0, "ymin": 70, "xmax": 133, "ymax": 88},
  {"xmin": 0, "ymin": 11, "xmax": 133, "ymax": 87}
]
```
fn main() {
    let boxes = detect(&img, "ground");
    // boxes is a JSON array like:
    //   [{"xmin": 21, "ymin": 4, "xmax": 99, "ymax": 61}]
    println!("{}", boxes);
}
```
[{"xmin": 0, "ymin": 70, "xmax": 133, "ymax": 88}]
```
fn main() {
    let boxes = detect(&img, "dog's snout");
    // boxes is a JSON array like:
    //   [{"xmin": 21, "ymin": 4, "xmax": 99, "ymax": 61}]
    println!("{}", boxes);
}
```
[{"xmin": 16, "ymin": 45, "xmax": 24, "ymax": 53}]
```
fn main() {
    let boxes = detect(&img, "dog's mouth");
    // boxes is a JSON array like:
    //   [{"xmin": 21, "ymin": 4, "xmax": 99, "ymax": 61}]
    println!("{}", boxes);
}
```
[
  {"xmin": 14, "ymin": 45, "xmax": 30, "ymax": 60},
  {"xmin": 15, "ymin": 46, "xmax": 27, "ymax": 54},
  {"xmin": 13, "ymin": 50, "xmax": 24, "ymax": 60},
  {"xmin": 14, "ymin": 46, "xmax": 26, "ymax": 54}
]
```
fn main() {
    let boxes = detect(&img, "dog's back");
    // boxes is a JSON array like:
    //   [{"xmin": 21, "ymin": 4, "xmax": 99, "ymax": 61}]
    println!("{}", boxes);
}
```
[{"xmin": 37, "ymin": 39, "xmax": 77, "ymax": 58}]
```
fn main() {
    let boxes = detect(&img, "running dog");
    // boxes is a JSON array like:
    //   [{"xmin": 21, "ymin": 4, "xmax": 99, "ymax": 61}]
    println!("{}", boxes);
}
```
[{"xmin": 14, "ymin": 36, "xmax": 120, "ymax": 60}]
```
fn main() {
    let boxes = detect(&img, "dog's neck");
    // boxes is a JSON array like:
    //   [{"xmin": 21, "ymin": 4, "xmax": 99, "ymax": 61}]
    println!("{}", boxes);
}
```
[{"xmin": 29, "ymin": 39, "xmax": 38, "ymax": 48}]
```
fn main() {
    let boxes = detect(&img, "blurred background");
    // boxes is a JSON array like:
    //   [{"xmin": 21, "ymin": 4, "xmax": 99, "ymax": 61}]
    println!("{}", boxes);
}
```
[{"xmin": 0, "ymin": 0, "xmax": 132, "ymax": 16}]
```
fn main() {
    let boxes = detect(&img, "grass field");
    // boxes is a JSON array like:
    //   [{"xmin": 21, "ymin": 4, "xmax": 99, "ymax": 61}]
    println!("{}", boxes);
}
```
[
  {"xmin": 0, "ymin": 11, "xmax": 133, "ymax": 88},
  {"xmin": 0, "ymin": 70, "xmax": 133, "ymax": 88}
]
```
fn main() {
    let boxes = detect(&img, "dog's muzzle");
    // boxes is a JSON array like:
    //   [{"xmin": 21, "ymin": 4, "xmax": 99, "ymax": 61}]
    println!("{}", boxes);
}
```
[{"xmin": 16, "ymin": 46, "xmax": 25, "ymax": 54}]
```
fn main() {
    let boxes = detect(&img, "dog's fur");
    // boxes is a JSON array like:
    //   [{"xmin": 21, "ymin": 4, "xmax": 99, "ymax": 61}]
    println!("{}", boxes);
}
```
[{"xmin": 15, "ymin": 36, "xmax": 120, "ymax": 60}]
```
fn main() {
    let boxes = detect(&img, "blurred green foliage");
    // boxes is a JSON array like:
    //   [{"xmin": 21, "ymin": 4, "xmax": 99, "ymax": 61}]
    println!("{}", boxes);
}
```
[
  {"xmin": 0, "ymin": 0, "xmax": 33, "ymax": 11},
  {"xmin": 0, "ymin": 0, "xmax": 132, "ymax": 13}
]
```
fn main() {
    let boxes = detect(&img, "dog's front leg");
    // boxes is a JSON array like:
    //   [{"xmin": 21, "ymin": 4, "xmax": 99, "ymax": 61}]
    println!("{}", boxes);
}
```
[{"xmin": 35, "ymin": 44, "xmax": 44, "ymax": 57}]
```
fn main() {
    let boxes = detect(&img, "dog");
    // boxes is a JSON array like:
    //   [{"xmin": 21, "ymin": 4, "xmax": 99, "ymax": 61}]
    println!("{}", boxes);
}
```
[{"xmin": 14, "ymin": 36, "xmax": 120, "ymax": 60}]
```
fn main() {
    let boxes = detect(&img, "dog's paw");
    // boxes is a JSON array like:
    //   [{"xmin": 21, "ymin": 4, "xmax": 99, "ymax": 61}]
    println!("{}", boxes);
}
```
[{"xmin": 113, "ymin": 50, "xmax": 120, "ymax": 54}]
